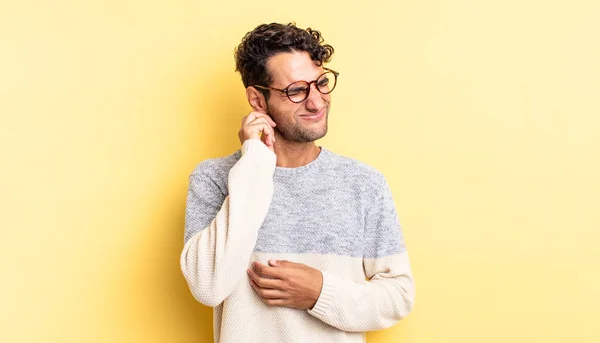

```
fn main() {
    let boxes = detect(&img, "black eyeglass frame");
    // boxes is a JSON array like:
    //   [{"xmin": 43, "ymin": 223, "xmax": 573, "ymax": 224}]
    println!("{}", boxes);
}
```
[{"xmin": 253, "ymin": 68, "xmax": 339, "ymax": 103}]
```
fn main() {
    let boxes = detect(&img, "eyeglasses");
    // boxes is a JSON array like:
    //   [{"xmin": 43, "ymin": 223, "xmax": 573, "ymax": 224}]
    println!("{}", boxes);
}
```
[{"xmin": 254, "ymin": 68, "xmax": 339, "ymax": 103}]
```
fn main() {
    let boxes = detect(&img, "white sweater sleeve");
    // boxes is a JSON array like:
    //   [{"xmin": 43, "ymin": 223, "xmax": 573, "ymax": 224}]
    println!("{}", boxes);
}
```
[
  {"xmin": 307, "ymin": 175, "xmax": 415, "ymax": 331},
  {"xmin": 180, "ymin": 139, "xmax": 276, "ymax": 307},
  {"xmin": 307, "ymin": 252, "xmax": 415, "ymax": 332}
]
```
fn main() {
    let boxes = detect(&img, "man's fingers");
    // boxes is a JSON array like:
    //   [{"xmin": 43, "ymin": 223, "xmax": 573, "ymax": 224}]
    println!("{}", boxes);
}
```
[
  {"xmin": 250, "ymin": 280, "xmax": 288, "ymax": 299},
  {"xmin": 252, "ymin": 262, "xmax": 284, "ymax": 279},
  {"xmin": 263, "ymin": 299, "xmax": 287, "ymax": 307},
  {"xmin": 244, "ymin": 117, "xmax": 275, "ymax": 138},
  {"xmin": 247, "ymin": 121, "xmax": 276, "ymax": 146},
  {"xmin": 239, "ymin": 111, "xmax": 277, "ymax": 148},
  {"xmin": 244, "ymin": 122, "xmax": 275, "ymax": 144},
  {"xmin": 253, "ymin": 112, "xmax": 276, "ymax": 127},
  {"xmin": 269, "ymin": 259, "xmax": 295, "ymax": 267},
  {"xmin": 247, "ymin": 116, "xmax": 273, "ymax": 131},
  {"xmin": 247, "ymin": 268, "xmax": 282, "ymax": 289},
  {"xmin": 247, "ymin": 116, "xmax": 276, "ymax": 137},
  {"xmin": 241, "ymin": 113, "xmax": 254, "ymax": 126},
  {"xmin": 242, "ymin": 112, "xmax": 276, "ymax": 127},
  {"xmin": 266, "ymin": 115, "xmax": 277, "ymax": 127}
]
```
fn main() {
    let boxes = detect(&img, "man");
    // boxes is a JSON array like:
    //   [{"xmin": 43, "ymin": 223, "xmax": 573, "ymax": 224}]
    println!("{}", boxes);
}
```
[{"xmin": 181, "ymin": 23, "xmax": 415, "ymax": 343}]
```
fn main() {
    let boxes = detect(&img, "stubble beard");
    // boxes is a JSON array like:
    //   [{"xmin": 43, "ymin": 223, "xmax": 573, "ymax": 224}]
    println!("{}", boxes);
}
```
[{"xmin": 266, "ymin": 105, "xmax": 329, "ymax": 143}]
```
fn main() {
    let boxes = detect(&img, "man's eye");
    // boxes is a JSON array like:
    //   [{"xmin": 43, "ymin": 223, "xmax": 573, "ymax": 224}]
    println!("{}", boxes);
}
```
[
  {"xmin": 288, "ymin": 87, "xmax": 307, "ymax": 95},
  {"xmin": 318, "ymin": 79, "xmax": 329, "ymax": 86}
]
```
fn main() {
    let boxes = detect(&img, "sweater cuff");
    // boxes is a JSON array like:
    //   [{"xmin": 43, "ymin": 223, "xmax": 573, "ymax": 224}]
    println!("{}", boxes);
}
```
[
  {"xmin": 307, "ymin": 270, "xmax": 337, "ymax": 319},
  {"xmin": 239, "ymin": 138, "xmax": 276, "ymax": 171},
  {"xmin": 241, "ymin": 138, "xmax": 272, "ymax": 157}
]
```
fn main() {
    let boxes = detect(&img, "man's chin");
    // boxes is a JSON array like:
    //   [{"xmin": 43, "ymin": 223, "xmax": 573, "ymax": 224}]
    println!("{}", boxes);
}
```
[{"xmin": 307, "ymin": 127, "xmax": 328, "ymax": 142}]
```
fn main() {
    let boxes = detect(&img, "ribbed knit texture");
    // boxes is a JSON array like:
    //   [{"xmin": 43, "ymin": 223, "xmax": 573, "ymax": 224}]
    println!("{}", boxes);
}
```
[{"xmin": 181, "ymin": 139, "xmax": 415, "ymax": 343}]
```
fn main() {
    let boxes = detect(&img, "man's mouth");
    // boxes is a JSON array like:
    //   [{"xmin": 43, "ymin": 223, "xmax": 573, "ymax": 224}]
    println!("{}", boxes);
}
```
[{"xmin": 299, "ymin": 108, "xmax": 326, "ymax": 121}]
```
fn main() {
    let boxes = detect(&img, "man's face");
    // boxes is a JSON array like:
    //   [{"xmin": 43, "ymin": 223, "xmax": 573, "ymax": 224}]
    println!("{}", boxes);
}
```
[{"xmin": 264, "ymin": 51, "xmax": 331, "ymax": 143}]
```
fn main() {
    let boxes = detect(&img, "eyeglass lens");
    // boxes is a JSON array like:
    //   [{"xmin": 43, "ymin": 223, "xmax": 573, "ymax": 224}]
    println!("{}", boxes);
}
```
[{"xmin": 286, "ymin": 71, "xmax": 337, "ymax": 103}]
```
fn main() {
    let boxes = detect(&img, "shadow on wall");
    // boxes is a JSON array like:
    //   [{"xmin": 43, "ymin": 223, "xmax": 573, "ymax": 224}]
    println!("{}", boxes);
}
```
[
  {"xmin": 168, "ymin": 69, "xmax": 251, "ymax": 339},
  {"xmin": 161, "ymin": 70, "xmax": 250, "ymax": 339},
  {"xmin": 102, "ymin": 64, "xmax": 250, "ymax": 341}
]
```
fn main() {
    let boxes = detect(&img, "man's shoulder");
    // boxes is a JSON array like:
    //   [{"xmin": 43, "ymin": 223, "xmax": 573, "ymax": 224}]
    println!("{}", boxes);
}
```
[{"xmin": 190, "ymin": 149, "xmax": 242, "ymax": 180}]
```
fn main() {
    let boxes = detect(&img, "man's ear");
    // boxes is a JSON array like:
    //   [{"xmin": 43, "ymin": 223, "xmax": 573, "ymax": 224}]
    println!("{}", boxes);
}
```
[{"xmin": 246, "ymin": 86, "xmax": 268, "ymax": 114}]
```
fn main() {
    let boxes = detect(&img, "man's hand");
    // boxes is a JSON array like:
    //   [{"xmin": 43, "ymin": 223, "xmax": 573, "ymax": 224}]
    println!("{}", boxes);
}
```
[
  {"xmin": 247, "ymin": 260, "xmax": 323, "ymax": 310},
  {"xmin": 238, "ymin": 111, "xmax": 277, "ymax": 152}
]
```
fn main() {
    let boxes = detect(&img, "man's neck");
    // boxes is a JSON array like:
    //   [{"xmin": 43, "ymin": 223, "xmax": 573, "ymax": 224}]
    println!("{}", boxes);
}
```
[{"xmin": 273, "ymin": 140, "xmax": 321, "ymax": 168}]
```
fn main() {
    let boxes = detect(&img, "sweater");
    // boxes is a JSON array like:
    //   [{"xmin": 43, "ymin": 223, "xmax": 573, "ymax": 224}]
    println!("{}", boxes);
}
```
[{"xmin": 180, "ymin": 139, "xmax": 415, "ymax": 343}]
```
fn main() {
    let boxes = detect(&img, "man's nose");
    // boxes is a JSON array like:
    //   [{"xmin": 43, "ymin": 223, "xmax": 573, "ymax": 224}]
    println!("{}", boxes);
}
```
[{"xmin": 305, "ymin": 82, "xmax": 325, "ymax": 110}]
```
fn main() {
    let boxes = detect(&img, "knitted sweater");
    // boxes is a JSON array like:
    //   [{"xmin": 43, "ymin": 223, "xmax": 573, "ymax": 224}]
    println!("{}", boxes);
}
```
[{"xmin": 181, "ymin": 139, "xmax": 415, "ymax": 343}]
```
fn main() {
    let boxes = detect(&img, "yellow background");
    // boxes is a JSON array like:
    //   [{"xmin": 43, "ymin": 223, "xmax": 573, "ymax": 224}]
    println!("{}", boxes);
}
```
[{"xmin": 2, "ymin": 0, "xmax": 599, "ymax": 342}]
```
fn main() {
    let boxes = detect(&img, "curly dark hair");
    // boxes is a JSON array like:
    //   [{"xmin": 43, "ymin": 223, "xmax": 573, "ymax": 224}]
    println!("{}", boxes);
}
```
[{"xmin": 234, "ymin": 22, "xmax": 334, "ymax": 99}]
